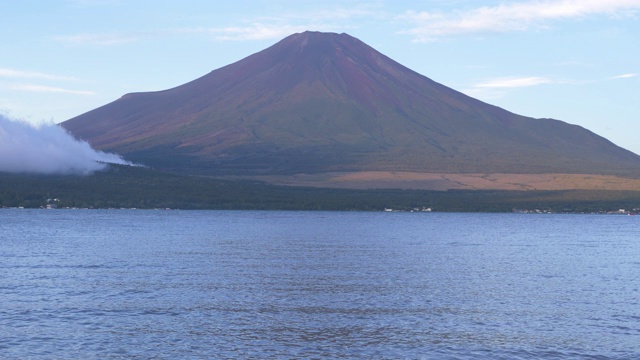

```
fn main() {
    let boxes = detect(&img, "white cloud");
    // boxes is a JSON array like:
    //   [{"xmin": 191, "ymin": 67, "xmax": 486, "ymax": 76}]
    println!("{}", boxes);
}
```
[
  {"xmin": 464, "ymin": 72, "xmax": 637, "ymax": 100},
  {"xmin": 0, "ymin": 68, "xmax": 77, "ymax": 81},
  {"xmin": 176, "ymin": 4, "xmax": 379, "ymax": 42},
  {"xmin": 462, "ymin": 76, "xmax": 556, "ymax": 101},
  {"xmin": 609, "ymin": 73, "xmax": 638, "ymax": 79},
  {"xmin": 66, "ymin": 0, "xmax": 121, "ymax": 7},
  {"xmin": 401, "ymin": 0, "xmax": 640, "ymax": 41},
  {"xmin": 53, "ymin": 32, "xmax": 140, "ymax": 46},
  {"xmin": 53, "ymin": 4, "xmax": 379, "ymax": 45},
  {"xmin": 474, "ymin": 76, "xmax": 554, "ymax": 88},
  {"xmin": 185, "ymin": 23, "xmax": 313, "ymax": 41},
  {"xmin": 0, "ymin": 114, "xmax": 136, "ymax": 175},
  {"xmin": 56, "ymin": 25, "xmax": 317, "ymax": 44},
  {"xmin": 182, "ymin": 20, "xmax": 351, "ymax": 42},
  {"xmin": 11, "ymin": 84, "xmax": 95, "ymax": 96}
]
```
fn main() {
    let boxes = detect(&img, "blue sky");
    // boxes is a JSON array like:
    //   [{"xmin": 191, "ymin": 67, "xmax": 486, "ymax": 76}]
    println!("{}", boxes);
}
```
[{"xmin": 2, "ymin": 0, "xmax": 639, "ymax": 154}]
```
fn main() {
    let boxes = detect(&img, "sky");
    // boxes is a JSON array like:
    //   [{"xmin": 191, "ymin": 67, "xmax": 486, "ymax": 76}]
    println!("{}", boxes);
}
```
[{"xmin": 1, "ymin": 0, "xmax": 639, "ymax": 154}]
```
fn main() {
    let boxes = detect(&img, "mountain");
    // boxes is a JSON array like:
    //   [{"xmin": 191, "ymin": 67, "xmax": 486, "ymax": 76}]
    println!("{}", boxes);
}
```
[{"xmin": 62, "ymin": 31, "xmax": 640, "ymax": 178}]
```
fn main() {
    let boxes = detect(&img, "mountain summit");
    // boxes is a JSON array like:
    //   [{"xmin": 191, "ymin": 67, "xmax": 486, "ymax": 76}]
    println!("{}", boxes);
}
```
[{"xmin": 62, "ymin": 31, "xmax": 640, "ymax": 177}]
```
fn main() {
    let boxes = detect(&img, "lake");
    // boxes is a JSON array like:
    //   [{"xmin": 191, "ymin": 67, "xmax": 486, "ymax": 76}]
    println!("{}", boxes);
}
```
[{"xmin": 1, "ymin": 209, "xmax": 639, "ymax": 359}]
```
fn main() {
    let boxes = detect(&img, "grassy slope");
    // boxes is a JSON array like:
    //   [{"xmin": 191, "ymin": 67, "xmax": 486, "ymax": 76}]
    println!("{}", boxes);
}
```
[{"xmin": 252, "ymin": 171, "xmax": 640, "ymax": 191}]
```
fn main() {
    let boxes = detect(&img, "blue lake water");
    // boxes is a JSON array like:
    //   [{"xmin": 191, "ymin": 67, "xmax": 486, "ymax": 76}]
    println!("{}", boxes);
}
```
[{"xmin": 1, "ymin": 209, "xmax": 639, "ymax": 359}]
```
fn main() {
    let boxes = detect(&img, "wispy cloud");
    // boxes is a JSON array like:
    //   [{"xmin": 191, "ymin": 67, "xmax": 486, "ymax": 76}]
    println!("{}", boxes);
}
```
[
  {"xmin": 474, "ymin": 76, "xmax": 554, "ymax": 88},
  {"xmin": 0, "ymin": 68, "xmax": 76, "ymax": 81},
  {"xmin": 66, "ymin": 0, "xmax": 121, "ymax": 7},
  {"xmin": 182, "ymin": 23, "xmax": 316, "ymax": 41},
  {"xmin": 158, "ymin": 3, "xmax": 380, "ymax": 43},
  {"xmin": 53, "ymin": 3, "xmax": 380, "ymax": 44},
  {"xmin": 56, "ymin": 24, "xmax": 324, "ymax": 44},
  {"xmin": 11, "ymin": 84, "xmax": 95, "ymax": 96},
  {"xmin": 53, "ymin": 32, "xmax": 140, "ymax": 46},
  {"xmin": 401, "ymin": 0, "xmax": 640, "ymax": 41},
  {"xmin": 462, "ymin": 71, "xmax": 636, "ymax": 101},
  {"xmin": 609, "ymin": 73, "xmax": 638, "ymax": 79},
  {"xmin": 462, "ymin": 76, "xmax": 558, "ymax": 100},
  {"xmin": 179, "ymin": 5, "xmax": 379, "ymax": 42},
  {"xmin": 283, "ymin": 4, "xmax": 383, "ymax": 22}
]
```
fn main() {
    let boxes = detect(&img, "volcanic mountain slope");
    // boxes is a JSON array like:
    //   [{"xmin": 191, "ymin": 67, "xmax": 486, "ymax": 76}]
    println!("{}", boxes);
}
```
[{"xmin": 62, "ymin": 31, "xmax": 640, "ymax": 177}]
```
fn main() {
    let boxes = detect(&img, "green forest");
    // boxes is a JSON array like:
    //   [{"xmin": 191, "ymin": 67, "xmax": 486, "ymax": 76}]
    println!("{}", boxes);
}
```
[{"xmin": 2, "ymin": 165, "xmax": 640, "ymax": 213}]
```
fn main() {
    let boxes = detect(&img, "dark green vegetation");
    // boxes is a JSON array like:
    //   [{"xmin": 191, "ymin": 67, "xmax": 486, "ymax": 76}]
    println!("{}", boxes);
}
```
[
  {"xmin": 2, "ymin": 165, "xmax": 640, "ymax": 213},
  {"xmin": 62, "ymin": 31, "xmax": 640, "ymax": 177}
]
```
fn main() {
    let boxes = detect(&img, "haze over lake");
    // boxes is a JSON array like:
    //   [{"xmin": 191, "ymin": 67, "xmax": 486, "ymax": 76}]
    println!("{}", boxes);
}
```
[{"xmin": 1, "ymin": 210, "xmax": 639, "ymax": 359}]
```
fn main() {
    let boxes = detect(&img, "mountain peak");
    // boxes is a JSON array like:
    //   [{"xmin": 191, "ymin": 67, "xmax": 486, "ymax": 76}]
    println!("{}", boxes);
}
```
[
  {"xmin": 285, "ymin": 30, "xmax": 354, "ymax": 42},
  {"xmin": 254, "ymin": 31, "xmax": 376, "ymax": 70},
  {"xmin": 62, "ymin": 32, "xmax": 640, "ymax": 177}
]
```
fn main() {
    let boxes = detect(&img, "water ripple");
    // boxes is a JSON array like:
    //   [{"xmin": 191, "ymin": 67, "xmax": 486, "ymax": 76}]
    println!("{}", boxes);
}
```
[{"xmin": 1, "ymin": 210, "xmax": 639, "ymax": 359}]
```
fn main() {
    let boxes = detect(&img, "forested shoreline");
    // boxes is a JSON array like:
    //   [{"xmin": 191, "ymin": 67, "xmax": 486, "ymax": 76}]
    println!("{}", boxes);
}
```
[{"xmin": 2, "ymin": 165, "xmax": 640, "ymax": 213}]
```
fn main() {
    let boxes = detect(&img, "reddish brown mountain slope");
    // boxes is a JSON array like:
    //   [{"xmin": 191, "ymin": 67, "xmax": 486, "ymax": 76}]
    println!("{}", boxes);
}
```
[{"xmin": 62, "ymin": 31, "xmax": 640, "ymax": 176}]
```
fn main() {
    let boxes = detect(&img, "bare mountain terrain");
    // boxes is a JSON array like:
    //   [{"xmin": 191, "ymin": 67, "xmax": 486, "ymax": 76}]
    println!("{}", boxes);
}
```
[{"xmin": 62, "ymin": 31, "xmax": 640, "ymax": 188}]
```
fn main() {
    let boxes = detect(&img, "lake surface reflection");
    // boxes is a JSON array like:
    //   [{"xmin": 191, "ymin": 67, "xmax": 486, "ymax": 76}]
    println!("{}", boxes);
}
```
[{"xmin": 1, "ymin": 210, "xmax": 639, "ymax": 359}]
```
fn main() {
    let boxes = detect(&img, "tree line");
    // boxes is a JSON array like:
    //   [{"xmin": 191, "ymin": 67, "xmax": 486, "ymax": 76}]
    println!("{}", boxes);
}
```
[{"xmin": 2, "ymin": 165, "xmax": 640, "ymax": 212}]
